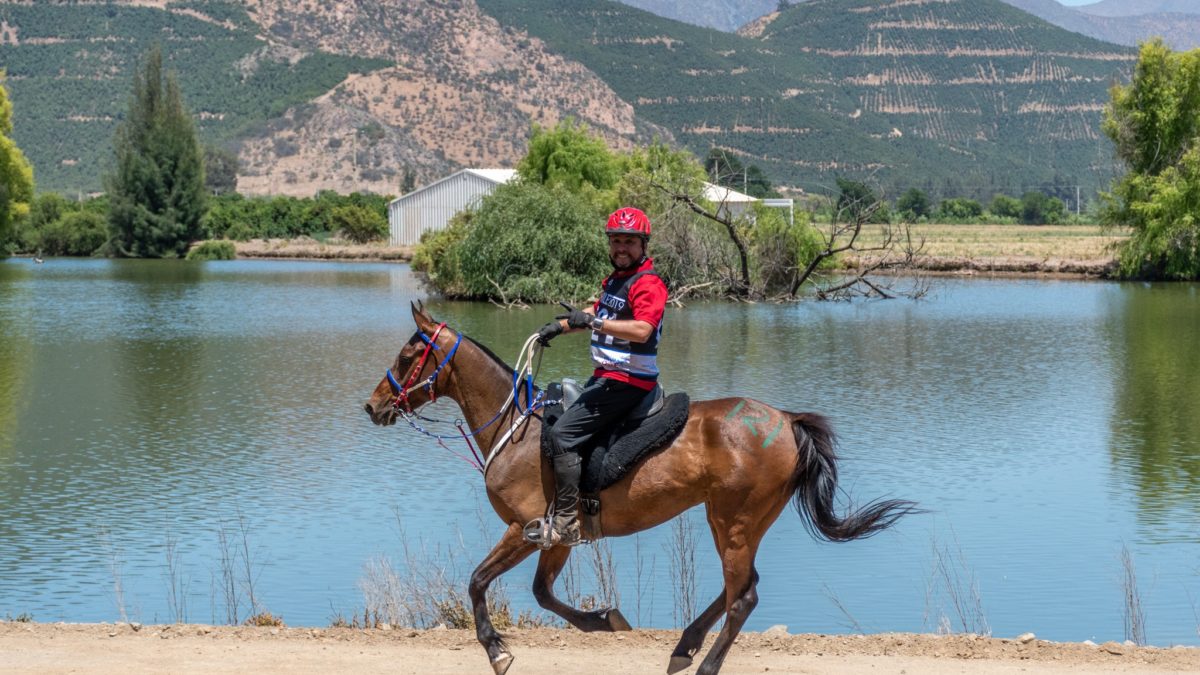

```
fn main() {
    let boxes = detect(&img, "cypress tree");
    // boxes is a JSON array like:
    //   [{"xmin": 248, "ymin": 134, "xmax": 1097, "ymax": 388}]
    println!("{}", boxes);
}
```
[
  {"xmin": 107, "ymin": 45, "xmax": 206, "ymax": 258},
  {"xmin": 0, "ymin": 70, "xmax": 35, "ymax": 252}
]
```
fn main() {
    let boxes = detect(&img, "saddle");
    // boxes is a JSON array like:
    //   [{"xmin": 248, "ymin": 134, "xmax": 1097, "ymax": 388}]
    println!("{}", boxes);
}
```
[{"xmin": 540, "ymin": 380, "xmax": 690, "ymax": 541}]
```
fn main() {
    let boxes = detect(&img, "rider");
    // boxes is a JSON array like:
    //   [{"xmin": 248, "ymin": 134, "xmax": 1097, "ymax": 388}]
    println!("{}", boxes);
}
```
[{"xmin": 533, "ymin": 206, "xmax": 668, "ymax": 546}]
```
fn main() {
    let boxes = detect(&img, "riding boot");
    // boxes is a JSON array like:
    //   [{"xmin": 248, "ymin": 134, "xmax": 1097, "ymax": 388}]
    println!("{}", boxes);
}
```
[{"xmin": 549, "ymin": 451, "xmax": 583, "ymax": 546}]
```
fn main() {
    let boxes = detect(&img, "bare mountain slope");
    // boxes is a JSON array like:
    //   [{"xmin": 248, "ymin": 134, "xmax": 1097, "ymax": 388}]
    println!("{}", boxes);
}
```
[
  {"xmin": 1002, "ymin": 0, "xmax": 1200, "ymax": 50},
  {"xmin": 235, "ymin": 0, "xmax": 669, "ymax": 196},
  {"xmin": 1077, "ymin": 1, "xmax": 1200, "ymax": 18}
]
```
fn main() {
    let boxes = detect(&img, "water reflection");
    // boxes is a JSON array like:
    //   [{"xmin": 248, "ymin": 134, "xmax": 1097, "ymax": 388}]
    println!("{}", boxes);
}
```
[{"xmin": 1110, "ymin": 284, "xmax": 1200, "ymax": 535}]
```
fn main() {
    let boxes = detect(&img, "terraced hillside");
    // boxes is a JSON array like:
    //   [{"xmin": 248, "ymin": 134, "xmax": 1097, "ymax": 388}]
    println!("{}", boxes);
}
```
[
  {"xmin": 0, "ymin": 0, "xmax": 667, "ymax": 196},
  {"xmin": 0, "ymin": 1, "xmax": 387, "ymax": 193},
  {"xmin": 479, "ymin": 0, "xmax": 1134, "ymax": 200}
]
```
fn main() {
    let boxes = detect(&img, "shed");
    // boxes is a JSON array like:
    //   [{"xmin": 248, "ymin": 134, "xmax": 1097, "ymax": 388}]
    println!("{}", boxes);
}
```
[
  {"xmin": 387, "ymin": 168, "xmax": 516, "ymax": 246},
  {"xmin": 702, "ymin": 182, "xmax": 758, "ymax": 220}
]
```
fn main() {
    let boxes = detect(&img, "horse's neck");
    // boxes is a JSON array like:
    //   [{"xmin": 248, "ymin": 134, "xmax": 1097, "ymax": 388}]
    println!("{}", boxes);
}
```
[{"xmin": 447, "ymin": 341, "xmax": 531, "ymax": 453}]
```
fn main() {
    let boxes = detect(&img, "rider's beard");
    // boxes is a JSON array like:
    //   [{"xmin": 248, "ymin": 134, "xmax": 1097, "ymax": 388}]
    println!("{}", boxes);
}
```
[{"xmin": 609, "ymin": 252, "xmax": 643, "ymax": 271}]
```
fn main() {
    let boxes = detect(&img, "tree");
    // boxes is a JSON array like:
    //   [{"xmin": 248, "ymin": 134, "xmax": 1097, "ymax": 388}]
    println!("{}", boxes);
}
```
[
  {"xmin": 331, "ymin": 204, "xmax": 387, "ymax": 244},
  {"xmin": 0, "ymin": 71, "xmax": 34, "ymax": 252},
  {"xmin": 705, "ymin": 148, "xmax": 775, "ymax": 198},
  {"xmin": 1103, "ymin": 39, "xmax": 1200, "ymax": 278},
  {"xmin": 896, "ymin": 188, "xmax": 931, "ymax": 221},
  {"xmin": 990, "ymin": 194, "xmax": 1022, "ymax": 219},
  {"xmin": 1019, "ymin": 191, "xmax": 1065, "ymax": 224},
  {"xmin": 937, "ymin": 197, "xmax": 983, "ymax": 221},
  {"xmin": 518, "ymin": 118, "xmax": 620, "ymax": 194},
  {"xmin": 107, "ymin": 45, "xmax": 207, "ymax": 258},
  {"xmin": 204, "ymin": 146, "xmax": 239, "ymax": 196}
]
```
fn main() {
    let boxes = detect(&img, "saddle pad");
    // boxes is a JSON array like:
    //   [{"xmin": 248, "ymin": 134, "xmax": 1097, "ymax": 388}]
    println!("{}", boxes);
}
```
[{"xmin": 541, "ymin": 393, "xmax": 691, "ymax": 494}]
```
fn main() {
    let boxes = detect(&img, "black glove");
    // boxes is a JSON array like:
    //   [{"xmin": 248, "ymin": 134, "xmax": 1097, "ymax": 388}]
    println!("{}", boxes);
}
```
[
  {"xmin": 536, "ymin": 320, "xmax": 564, "ymax": 346},
  {"xmin": 556, "ymin": 302, "xmax": 592, "ymax": 330}
]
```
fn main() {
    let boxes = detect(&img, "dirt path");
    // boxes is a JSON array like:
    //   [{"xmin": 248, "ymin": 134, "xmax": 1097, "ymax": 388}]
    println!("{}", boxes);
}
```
[{"xmin": 3, "ymin": 623, "xmax": 1197, "ymax": 674}]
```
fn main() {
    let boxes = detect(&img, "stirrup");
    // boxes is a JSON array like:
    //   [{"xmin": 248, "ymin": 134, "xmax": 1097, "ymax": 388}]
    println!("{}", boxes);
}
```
[{"xmin": 522, "ymin": 517, "xmax": 582, "ymax": 549}]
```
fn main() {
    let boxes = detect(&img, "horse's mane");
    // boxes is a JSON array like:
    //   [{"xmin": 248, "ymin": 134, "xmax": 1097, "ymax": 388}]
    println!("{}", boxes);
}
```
[{"xmin": 464, "ymin": 334, "xmax": 517, "ymax": 377}]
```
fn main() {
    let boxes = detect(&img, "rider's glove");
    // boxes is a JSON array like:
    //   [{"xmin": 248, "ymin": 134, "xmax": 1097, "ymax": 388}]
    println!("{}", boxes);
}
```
[
  {"xmin": 536, "ymin": 320, "xmax": 564, "ymax": 346},
  {"xmin": 556, "ymin": 302, "xmax": 592, "ymax": 330}
]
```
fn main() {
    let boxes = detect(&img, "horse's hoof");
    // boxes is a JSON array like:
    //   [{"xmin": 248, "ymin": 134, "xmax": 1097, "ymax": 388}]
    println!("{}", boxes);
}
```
[
  {"xmin": 667, "ymin": 654, "xmax": 692, "ymax": 674},
  {"xmin": 603, "ymin": 608, "xmax": 632, "ymax": 631},
  {"xmin": 491, "ymin": 652, "xmax": 514, "ymax": 675}
]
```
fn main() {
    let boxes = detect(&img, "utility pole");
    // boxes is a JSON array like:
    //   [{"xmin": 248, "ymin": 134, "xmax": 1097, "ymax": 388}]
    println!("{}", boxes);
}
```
[{"xmin": 1075, "ymin": 185, "xmax": 1081, "ymax": 217}]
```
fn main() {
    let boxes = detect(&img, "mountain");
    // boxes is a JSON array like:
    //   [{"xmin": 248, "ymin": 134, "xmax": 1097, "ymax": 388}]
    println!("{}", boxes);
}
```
[
  {"xmin": 613, "ymin": 0, "xmax": 776, "ymax": 32},
  {"xmin": 477, "ymin": 0, "xmax": 1133, "ymax": 200},
  {"xmin": 624, "ymin": 0, "xmax": 1200, "ymax": 52},
  {"xmin": 1076, "ymin": 1, "xmax": 1200, "ymax": 18},
  {"xmin": 1002, "ymin": 0, "xmax": 1200, "ymax": 50},
  {"xmin": 0, "ymin": 0, "xmax": 667, "ymax": 195}
]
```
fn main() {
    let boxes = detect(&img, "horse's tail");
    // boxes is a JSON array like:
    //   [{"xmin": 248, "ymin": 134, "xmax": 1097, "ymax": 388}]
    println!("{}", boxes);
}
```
[{"xmin": 789, "ymin": 412, "xmax": 919, "ymax": 542}]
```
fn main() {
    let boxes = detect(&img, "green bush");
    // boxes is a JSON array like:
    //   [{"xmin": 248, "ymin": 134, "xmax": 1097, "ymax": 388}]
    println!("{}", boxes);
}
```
[
  {"xmin": 413, "ymin": 211, "xmax": 471, "ymax": 297},
  {"xmin": 332, "ymin": 204, "xmax": 388, "ymax": 244},
  {"xmin": 36, "ymin": 210, "xmax": 107, "ymax": 256},
  {"xmin": 938, "ymin": 197, "xmax": 984, "ymax": 221},
  {"xmin": 990, "ymin": 194, "xmax": 1022, "ymax": 219},
  {"xmin": 1020, "ymin": 191, "xmax": 1065, "ymax": 224},
  {"xmin": 185, "ymin": 240, "xmax": 236, "ymax": 260},
  {"xmin": 450, "ymin": 181, "xmax": 608, "ymax": 303}
]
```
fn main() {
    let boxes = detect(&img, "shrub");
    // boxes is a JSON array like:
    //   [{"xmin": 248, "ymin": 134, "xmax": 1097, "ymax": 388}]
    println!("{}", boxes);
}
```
[
  {"xmin": 332, "ymin": 204, "xmax": 388, "ymax": 244},
  {"xmin": 186, "ymin": 240, "xmax": 237, "ymax": 260},
  {"xmin": 938, "ymin": 198, "xmax": 984, "ymax": 221},
  {"xmin": 1020, "ymin": 191, "xmax": 1065, "ymax": 225},
  {"xmin": 37, "ymin": 210, "xmax": 108, "ymax": 256},
  {"xmin": 990, "ymin": 194, "xmax": 1022, "ymax": 219}
]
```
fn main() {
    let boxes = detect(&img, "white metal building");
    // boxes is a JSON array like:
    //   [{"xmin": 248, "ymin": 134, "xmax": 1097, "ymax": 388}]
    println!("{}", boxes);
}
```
[{"xmin": 387, "ymin": 168, "xmax": 516, "ymax": 246}]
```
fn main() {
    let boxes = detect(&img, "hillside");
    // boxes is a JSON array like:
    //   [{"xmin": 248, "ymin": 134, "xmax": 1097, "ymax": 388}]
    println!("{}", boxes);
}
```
[
  {"xmin": 0, "ymin": 1, "xmax": 387, "ymax": 194},
  {"xmin": 477, "ymin": 0, "xmax": 1134, "ymax": 201},
  {"xmin": 0, "ymin": 0, "xmax": 667, "ymax": 196}
]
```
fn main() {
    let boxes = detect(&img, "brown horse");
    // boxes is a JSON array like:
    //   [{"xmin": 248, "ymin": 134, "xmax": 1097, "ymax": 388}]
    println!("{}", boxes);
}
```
[{"xmin": 363, "ymin": 303, "xmax": 916, "ymax": 675}]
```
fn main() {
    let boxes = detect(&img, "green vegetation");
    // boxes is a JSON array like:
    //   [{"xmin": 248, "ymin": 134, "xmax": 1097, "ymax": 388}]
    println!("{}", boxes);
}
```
[
  {"xmin": 7, "ymin": 189, "xmax": 389, "ymax": 257},
  {"xmin": 107, "ymin": 45, "xmax": 207, "ymax": 258},
  {"xmin": 331, "ymin": 204, "xmax": 388, "ymax": 244},
  {"xmin": 202, "ymin": 191, "xmax": 389, "ymax": 241},
  {"xmin": 0, "ymin": 2, "xmax": 389, "ymax": 192},
  {"xmin": 204, "ymin": 146, "xmax": 239, "ymax": 196},
  {"xmin": 0, "ymin": 72, "xmax": 34, "ymax": 254},
  {"xmin": 185, "ymin": 239, "xmax": 236, "ymax": 260},
  {"xmin": 475, "ymin": 0, "xmax": 1131, "ymax": 202},
  {"xmin": 416, "ymin": 125, "xmax": 824, "ymax": 302},
  {"xmin": 1103, "ymin": 39, "xmax": 1200, "ymax": 279}
]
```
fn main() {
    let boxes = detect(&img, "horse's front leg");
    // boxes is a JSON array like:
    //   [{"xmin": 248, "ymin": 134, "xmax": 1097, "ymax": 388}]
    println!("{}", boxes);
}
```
[
  {"xmin": 532, "ymin": 545, "xmax": 633, "ymax": 632},
  {"xmin": 470, "ymin": 522, "xmax": 537, "ymax": 675}
]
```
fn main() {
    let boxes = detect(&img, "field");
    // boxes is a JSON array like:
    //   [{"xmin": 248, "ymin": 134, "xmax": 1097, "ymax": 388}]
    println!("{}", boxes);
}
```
[{"xmin": 845, "ymin": 222, "xmax": 1127, "ymax": 275}]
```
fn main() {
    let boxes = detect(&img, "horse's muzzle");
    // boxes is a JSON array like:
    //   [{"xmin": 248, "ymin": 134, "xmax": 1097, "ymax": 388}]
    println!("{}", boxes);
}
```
[{"xmin": 363, "ymin": 401, "xmax": 397, "ymax": 426}]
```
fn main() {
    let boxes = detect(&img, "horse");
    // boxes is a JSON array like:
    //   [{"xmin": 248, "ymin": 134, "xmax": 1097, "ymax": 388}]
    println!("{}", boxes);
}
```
[{"xmin": 363, "ymin": 302, "xmax": 917, "ymax": 675}]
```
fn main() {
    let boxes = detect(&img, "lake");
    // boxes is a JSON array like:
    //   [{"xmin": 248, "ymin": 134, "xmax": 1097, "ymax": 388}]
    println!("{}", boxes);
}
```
[{"xmin": 1, "ymin": 258, "xmax": 1198, "ymax": 646}]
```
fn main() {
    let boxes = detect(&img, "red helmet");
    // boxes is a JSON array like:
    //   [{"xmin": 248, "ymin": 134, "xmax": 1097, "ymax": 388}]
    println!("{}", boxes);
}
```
[{"xmin": 605, "ymin": 207, "xmax": 651, "ymax": 238}]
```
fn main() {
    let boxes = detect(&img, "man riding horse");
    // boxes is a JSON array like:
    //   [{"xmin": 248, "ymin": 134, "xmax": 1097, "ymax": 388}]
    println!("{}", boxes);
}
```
[{"xmin": 529, "ymin": 206, "xmax": 668, "ymax": 547}]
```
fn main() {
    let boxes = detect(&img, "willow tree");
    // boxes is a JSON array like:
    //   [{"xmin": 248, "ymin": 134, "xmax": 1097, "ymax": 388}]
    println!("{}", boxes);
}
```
[
  {"xmin": 0, "ymin": 70, "xmax": 34, "ymax": 252},
  {"xmin": 1103, "ymin": 39, "xmax": 1200, "ymax": 279},
  {"xmin": 107, "ymin": 45, "xmax": 206, "ymax": 258}
]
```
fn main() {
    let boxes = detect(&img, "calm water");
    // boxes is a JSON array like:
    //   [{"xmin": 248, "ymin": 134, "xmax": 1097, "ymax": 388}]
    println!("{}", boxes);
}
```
[{"xmin": 1, "ymin": 258, "xmax": 1199, "ymax": 646}]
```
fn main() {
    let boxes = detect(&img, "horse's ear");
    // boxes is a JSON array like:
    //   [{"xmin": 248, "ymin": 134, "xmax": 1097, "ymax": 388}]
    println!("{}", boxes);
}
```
[{"xmin": 411, "ymin": 300, "xmax": 435, "ymax": 331}]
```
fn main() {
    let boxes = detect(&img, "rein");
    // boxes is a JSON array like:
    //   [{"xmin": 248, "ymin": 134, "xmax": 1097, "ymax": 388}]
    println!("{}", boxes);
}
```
[{"xmin": 386, "ymin": 326, "xmax": 554, "ymax": 475}]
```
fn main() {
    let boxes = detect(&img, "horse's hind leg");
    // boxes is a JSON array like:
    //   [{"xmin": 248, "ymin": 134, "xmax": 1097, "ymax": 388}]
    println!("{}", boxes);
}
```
[
  {"xmin": 470, "ymin": 522, "xmax": 537, "ymax": 675},
  {"xmin": 532, "ymin": 546, "xmax": 632, "ymax": 632}
]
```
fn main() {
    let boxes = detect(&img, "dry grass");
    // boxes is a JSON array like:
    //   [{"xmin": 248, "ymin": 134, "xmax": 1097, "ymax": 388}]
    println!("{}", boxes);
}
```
[{"xmin": 855, "ymin": 223, "xmax": 1128, "ymax": 262}]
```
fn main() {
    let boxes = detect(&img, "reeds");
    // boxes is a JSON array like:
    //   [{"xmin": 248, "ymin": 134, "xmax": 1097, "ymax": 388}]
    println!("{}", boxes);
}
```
[
  {"xmin": 924, "ymin": 535, "xmax": 989, "ymax": 636},
  {"xmin": 1121, "ymin": 544, "xmax": 1146, "ymax": 646}
]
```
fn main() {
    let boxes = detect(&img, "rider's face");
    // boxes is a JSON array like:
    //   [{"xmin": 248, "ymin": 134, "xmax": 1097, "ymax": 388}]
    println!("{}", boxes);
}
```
[{"xmin": 608, "ymin": 234, "xmax": 645, "ymax": 270}]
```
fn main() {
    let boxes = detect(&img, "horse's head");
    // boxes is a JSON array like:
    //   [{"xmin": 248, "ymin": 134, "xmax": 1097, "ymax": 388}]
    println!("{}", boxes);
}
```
[{"xmin": 363, "ymin": 301, "xmax": 462, "ymax": 426}]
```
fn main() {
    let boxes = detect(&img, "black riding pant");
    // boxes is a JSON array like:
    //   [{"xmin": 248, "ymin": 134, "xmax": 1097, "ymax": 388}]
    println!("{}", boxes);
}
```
[{"xmin": 546, "ymin": 377, "xmax": 649, "ymax": 458}]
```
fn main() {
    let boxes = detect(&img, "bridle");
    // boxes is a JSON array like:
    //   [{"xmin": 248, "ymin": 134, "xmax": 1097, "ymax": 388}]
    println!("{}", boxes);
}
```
[
  {"xmin": 385, "ymin": 322, "xmax": 462, "ymax": 414},
  {"xmin": 381, "ymin": 324, "xmax": 552, "ymax": 476}
]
